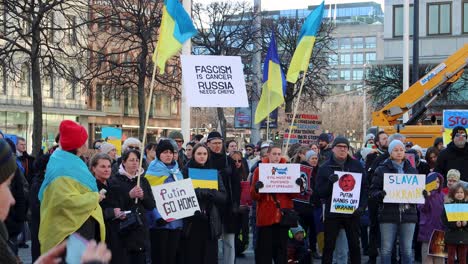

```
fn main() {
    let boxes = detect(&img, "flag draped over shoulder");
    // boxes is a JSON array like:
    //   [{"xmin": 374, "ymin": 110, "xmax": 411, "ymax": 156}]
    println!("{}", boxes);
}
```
[
  {"xmin": 286, "ymin": 1, "xmax": 325, "ymax": 83},
  {"xmin": 38, "ymin": 149, "xmax": 105, "ymax": 253},
  {"xmin": 145, "ymin": 159, "xmax": 184, "ymax": 187},
  {"xmin": 254, "ymin": 32, "xmax": 285, "ymax": 124},
  {"xmin": 153, "ymin": 0, "xmax": 197, "ymax": 73}
]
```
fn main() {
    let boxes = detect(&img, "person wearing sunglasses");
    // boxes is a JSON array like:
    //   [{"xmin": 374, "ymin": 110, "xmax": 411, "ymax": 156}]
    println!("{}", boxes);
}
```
[
  {"xmin": 435, "ymin": 125, "xmax": 468, "ymax": 183},
  {"xmin": 169, "ymin": 131, "xmax": 188, "ymax": 169}
]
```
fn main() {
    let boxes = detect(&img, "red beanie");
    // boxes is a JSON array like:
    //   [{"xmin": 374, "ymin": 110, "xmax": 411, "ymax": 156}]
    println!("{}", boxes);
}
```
[{"xmin": 59, "ymin": 120, "xmax": 88, "ymax": 151}]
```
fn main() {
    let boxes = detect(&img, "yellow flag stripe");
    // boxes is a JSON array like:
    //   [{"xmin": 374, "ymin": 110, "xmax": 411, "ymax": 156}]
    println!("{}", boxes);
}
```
[
  {"xmin": 192, "ymin": 179, "xmax": 218, "ymax": 190},
  {"xmin": 286, "ymin": 36, "xmax": 316, "ymax": 84},
  {"xmin": 255, "ymin": 60, "xmax": 285, "ymax": 124},
  {"xmin": 153, "ymin": 7, "xmax": 183, "ymax": 73}
]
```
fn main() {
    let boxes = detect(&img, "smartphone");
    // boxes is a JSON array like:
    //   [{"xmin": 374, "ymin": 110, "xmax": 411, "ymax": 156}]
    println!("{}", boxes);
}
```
[{"xmin": 65, "ymin": 233, "xmax": 88, "ymax": 264}]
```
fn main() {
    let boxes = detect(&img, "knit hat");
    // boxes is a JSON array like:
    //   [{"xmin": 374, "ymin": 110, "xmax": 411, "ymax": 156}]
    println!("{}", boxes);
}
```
[
  {"xmin": 332, "ymin": 136, "xmax": 350, "ymax": 148},
  {"xmin": 100, "ymin": 142, "xmax": 116, "ymax": 155},
  {"xmin": 318, "ymin": 133, "xmax": 330, "ymax": 143},
  {"xmin": 245, "ymin": 144, "xmax": 255, "ymax": 149},
  {"xmin": 168, "ymin": 138, "xmax": 178, "ymax": 153},
  {"xmin": 290, "ymin": 225, "xmax": 305, "ymax": 236},
  {"xmin": 168, "ymin": 130, "xmax": 184, "ymax": 141},
  {"xmin": 364, "ymin": 133, "xmax": 375, "ymax": 144},
  {"xmin": 207, "ymin": 131, "xmax": 223, "ymax": 142},
  {"xmin": 447, "ymin": 169, "xmax": 461, "ymax": 181},
  {"xmin": 388, "ymin": 140, "xmax": 405, "ymax": 154},
  {"xmin": 0, "ymin": 139, "xmax": 17, "ymax": 184},
  {"xmin": 451, "ymin": 126, "xmax": 467, "ymax": 140},
  {"xmin": 156, "ymin": 139, "xmax": 175, "ymax": 160},
  {"xmin": 411, "ymin": 145, "xmax": 423, "ymax": 155},
  {"xmin": 59, "ymin": 120, "xmax": 88, "ymax": 151},
  {"xmin": 305, "ymin": 150, "xmax": 317, "ymax": 161}
]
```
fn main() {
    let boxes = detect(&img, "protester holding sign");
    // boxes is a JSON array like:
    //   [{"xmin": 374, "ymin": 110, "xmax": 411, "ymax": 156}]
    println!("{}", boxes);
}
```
[
  {"xmin": 441, "ymin": 183, "xmax": 468, "ymax": 264},
  {"xmin": 316, "ymin": 136, "xmax": 367, "ymax": 264},
  {"xmin": 143, "ymin": 139, "xmax": 184, "ymax": 264},
  {"xmin": 369, "ymin": 140, "xmax": 419, "ymax": 264},
  {"xmin": 250, "ymin": 145, "xmax": 304, "ymax": 264},
  {"xmin": 181, "ymin": 143, "xmax": 226, "ymax": 264}
]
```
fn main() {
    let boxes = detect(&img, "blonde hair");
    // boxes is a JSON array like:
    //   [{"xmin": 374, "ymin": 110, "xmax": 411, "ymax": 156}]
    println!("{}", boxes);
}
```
[
  {"xmin": 447, "ymin": 169, "xmax": 461, "ymax": 181},
  {"xmin": 445, "ymin": 182, "xmax": 468, "ymax": 203}
]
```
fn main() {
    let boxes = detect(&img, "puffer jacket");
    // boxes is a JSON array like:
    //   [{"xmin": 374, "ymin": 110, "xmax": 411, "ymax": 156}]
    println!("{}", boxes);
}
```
[
  {"xmin": 370, "ymin": 159, "xmax": 419, "ymax": 223},
  {"xmin": 441, "ymin": 199, "xmax": 468, "ymax": 245},
  {"xmin": 435, "ymin": 142, "xmax": 468, "ymax": 182},
  {"xmin": 417, "ymin": 173, "xmax": 445, "ymax": 242}
]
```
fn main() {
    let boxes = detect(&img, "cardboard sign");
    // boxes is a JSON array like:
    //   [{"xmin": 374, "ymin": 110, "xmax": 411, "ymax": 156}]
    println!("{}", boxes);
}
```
[
  {"xmin": 240, "ymin": 181, "xmax": 252, "ymax": 206},
  {"xmin": 330, "ymin": 172, "xmax": 362, "ymax": 214},
  {"xmin": 444, "ymin": 203, "xmax": 468, "ymax": 221},
  {"xmin": 101, "ymin": 127, "xmax": 122, "ymax": 155},
  {"xmin": 181, "ymin": 55, "xmax": 249, "ymax": 107},
  {"xmin": 188, "ymin": 168, "xmax": 218, "ymax": 190},
  {"xmin": 442, "ymin": 110, "xmax": 468, "ymax": 146},
  {"xmin": 281, "ymin": 113, "xmax": 323, "ymax": 146},
  {"xmin": 293, "ymin": 165, "xmax": 314, "ymax": 203},
  {"xmin": 383, "ymin": 173, "xmax": 425, "ymax": 204},
  {"xmin": 152, "ymin": 179, "xmax": 200, "ymax": 221},
  {"xmin": 426, "ymin": 173, "xmax": 439, "ymax": 192},
  {"xmin": 258, "ymin": 163, "xmax": 300, "ymax": 193},
  {"xmin": 428, "ymin": 230, "xmax": 448, "ymax": 258}
]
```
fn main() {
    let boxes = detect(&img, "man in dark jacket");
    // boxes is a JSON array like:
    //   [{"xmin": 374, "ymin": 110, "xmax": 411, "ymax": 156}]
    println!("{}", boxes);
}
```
[
  {"xmin": 318, "ymin": 133, "xmax": 332, "ymax": 166},
  {"xmin": 316, "ymin": 136, "xmax": 367, "ymax": 264},
  {"xmin": 435, "ymin": 125, "xmax": 468, "ymax": 183}
]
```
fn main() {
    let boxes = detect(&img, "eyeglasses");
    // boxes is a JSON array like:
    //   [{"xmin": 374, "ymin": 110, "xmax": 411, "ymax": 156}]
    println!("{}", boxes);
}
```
[
  {"xmin": 175, "ymin": 139, "xmax": 184, "ymax": 143},
  {"xmin": 128, "ymin": 146, "xmax": 140, "ymax": 150},
  {"xmin": 334, "ymin": 145, "xmax": 349, "ymax": 150},
  {"xmin": 455, "ymin": 133, "xmax": 467, "ymax": 138},
  {"xmin": 234, "ymin": 160, "xmax": 242, "ymax": 163}
]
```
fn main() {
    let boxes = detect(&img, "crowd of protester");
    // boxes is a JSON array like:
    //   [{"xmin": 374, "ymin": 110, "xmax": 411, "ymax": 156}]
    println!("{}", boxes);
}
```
[{"xmin": 0, "ymin": 120, "xmax": 468, "ymax": 264}]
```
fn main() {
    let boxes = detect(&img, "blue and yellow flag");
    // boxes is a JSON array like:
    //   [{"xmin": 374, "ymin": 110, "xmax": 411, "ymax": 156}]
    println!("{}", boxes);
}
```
[
  {"xmin": 153, "ymin": 0, "xmax": 197, "ymax": 73},
  {"xmin": 425, "ymin": 173, "xmax": 438, "ymax": 192},
  {"xmin": 445, "ymin": 203, "xmax": 468, "ymax": 221},
  {"xmin": 189, "ymin": 168, "xmax": 218, "ymax": 190},
  {"xmin": 286, "ymin": 1, "xmax": 325, "ymax": 83},
  {"xmin": 255, "ymin": 32, "xmax": 285, "ymax": 124}
]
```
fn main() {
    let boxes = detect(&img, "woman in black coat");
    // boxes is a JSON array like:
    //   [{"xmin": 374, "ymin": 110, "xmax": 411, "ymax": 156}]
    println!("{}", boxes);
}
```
[
  {"xmin": 180, "ymin": 144, "xmax": 226, "ymax": 264},
  {"xmin": 108, "ymin": 150, "xmax": 155, "ymax": 264}
]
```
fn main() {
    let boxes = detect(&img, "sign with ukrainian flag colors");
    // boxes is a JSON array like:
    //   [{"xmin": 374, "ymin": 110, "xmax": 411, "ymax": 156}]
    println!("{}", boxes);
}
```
[
  {"xmin": 425, "ymin": 173, "xmax": 439, "ymax": 192},
  {"xmin": 102, "ymin": 127, "xmax": 122, "ymax": 155},
  {"xmin": 444, "ymin": 203, "xmax": 468, "ymax": 221},
  {"xmin": 152, "ymin": 179, "xmax": 200, "ymax": 221},
  {"xmin": 259, "ymin": 163, "xmax": 301, "ymax": 193},
  {"xmin": 181, "ymin": 55, "xmax": 249, "ymax": 107},
  {"xmin": 189, "ymin": 168, "xmax": 219, "ymax": 190},
  {"xmin": 442, "ymin": 110, "xmax": 468, "ymax": 146},
  {"xmin": 383, "ymin": 173, "xmax": 425, "ymax": 204},
  {"xmin": 330, "ymin": 171, "xmax": 362, "ymax": 214}
]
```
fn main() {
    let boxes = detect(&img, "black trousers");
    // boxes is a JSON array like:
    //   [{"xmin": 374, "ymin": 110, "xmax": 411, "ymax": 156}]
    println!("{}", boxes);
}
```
[
  {"xmin": 322, "ymin": 215, "xmax": 361, "ymax": 264},
  {"xmin": 368, "ymin": 199, "xmax": 380, "ymax": 261},
  {"xmin": 150, "ymin": 229, "xmax": 181, "ymax": 264},
  {"xmin": 255, "ymin": 224, "xmax": 289, "ymax": 264},
  {"xmin": 182, "ymin": 218, "xmax": 218, "ymax": 264}
]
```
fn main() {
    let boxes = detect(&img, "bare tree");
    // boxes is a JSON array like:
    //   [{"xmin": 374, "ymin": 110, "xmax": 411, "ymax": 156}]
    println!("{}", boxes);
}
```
[
  {"xmin": 0, "ymin": 0, "xmax": 89, "ymax": 155},
  {"xmin": 262, "ymin": 17, "xmax": 335, "ymax": 112},
  {"xmin": 85, "ymin": 0, "xmax": 181, "ymax": 140},
  {"xmin": 192, "ymin": 1, "xmax": 258, "ymax": 137}
]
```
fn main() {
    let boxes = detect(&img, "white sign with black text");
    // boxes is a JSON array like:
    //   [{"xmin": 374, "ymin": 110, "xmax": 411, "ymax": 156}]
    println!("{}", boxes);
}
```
[{"xmin": 152, "ymin": 179, "xmax": 200, "ymax": 221}]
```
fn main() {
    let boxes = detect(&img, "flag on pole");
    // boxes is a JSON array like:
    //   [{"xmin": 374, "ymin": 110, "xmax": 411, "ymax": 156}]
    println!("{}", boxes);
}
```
[
  {"xmin": 286, "ymin": 1, "xmax": 325, "ymax": 83},
  {"xmin": 152, "ymin": 0, "xmax": 197, "ymax": 73},
  {"xmin": 254, "ymin": 32, "xmax": 286, "ymax": 124}
]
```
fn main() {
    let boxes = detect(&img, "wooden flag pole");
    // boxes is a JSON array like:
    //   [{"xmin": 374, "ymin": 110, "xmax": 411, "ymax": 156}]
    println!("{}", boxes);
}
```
[
  {"xmin": 283, "ymin": 72, "xmax": 307, "ymax": 157},
  {"xmin": 266, "ymin": 85, "xmax": 270, "ymax": 141}
]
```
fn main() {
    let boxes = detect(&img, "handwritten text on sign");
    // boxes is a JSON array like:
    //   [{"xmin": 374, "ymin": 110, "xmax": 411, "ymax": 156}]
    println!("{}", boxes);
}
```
[
  {"xmin": 330, "ymin": 171, "xmax": 362, "ymax": 214},
  {"xmin": 181, "ymin": 55, "xmax": 249, "ymax": 107},
  {"xmin": 383, "ymin": 173, "xmax": 425, "ymax": 204},
  {"xmin": 443, "ymin": 110, "xmax": 468, "ymax": 146},
  {"xmin": 152, "ymin": 179, "xmax": 200, "ymax": 221},
  {"xmin": 259, "ymin": 163, "xmax": 300, "ymax": 193}
]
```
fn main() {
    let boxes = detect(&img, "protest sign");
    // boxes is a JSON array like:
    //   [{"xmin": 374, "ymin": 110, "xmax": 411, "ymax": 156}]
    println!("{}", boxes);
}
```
[
  {"xmin": 281, "ymin": 113, "xmax": 323, "ymax": 146},
  {"xmin": 330, "ymin": 172, "xmax": 362, "ymax": 214},
  {"xmin": 152, "ymin": 179, "xmax": 200, "ymax": 221},
  {"xmin": 240, "ymin": 181, "xmax": 252, "ymax": 206},
  {"xmin": 426, "ymin": 173, "xmax": 439, "ymax": 192},
  {"xmin": 181, "ymin": 55, "xmax": 249, "ymax": 107},
  {"xmin": 102, "ymin": 127, "xmax": 122, "ymax": 155},
  {"xmin": 259, "ymin": 163, "xmax": 300, "ymax": 193},
  {"xmin": 405, "ymin": 153, "xmax": 416, "ymax": 168},
  {"xmin": 428, "ymin": 230, "xmax": 447, "ymax": 258},
  {"xmin": 234, "ymin": 107, "xmax": 278, "ymax": 129},
  {"xmin": 444, "ymin": 203, "xmax": 468, "ymax": 221},
  {"xmin": 443, "ymin": 110, "xmax": 468, "ymax": 146},
  {"xmin": 293, "ymin": 165, "xmax": 314, "ymax": 203},
  {"xmin": 383, "ymin": 173, "xmax": 425, "ymax": 204},
  {"xmin": 189, "ymin": 168, "xmax": 218, "ymax": 190}
]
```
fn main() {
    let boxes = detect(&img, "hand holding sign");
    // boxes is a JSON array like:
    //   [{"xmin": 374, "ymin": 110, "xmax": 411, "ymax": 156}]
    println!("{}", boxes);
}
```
[
  {"xmin": 152, "ymin": 179, "xmax": 200, "ymax": 221},
  {"xmin": 258, "ymin": 164, "xmax": 300, "ymax": 193},
  {"xmin": 383, "ymin": 173, "xmax": 426, "ymax": 204}
]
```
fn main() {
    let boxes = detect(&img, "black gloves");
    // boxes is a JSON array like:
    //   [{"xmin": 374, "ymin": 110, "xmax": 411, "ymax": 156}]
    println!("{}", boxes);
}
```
[
  {"xmin": 422, "ymin": 190, "xmax": 429, "ymax": 198},
  {"xmin": 353, "ymin": 207, "xmax": 365, "ymax": 216},
  {"xmin": 156, "ymin": 218, "xmax": 168, "ymax": 227},
  {"xmin": 328, "ymin": 174, "xmax": 339, "ymax": 183},
  {"xmin": 375, "ymin": 190, "xmax": 387, "ymax": 200},
  {"xmin": 255, "ymin": 181, "xmax": 264, "ymax": 193},
  {"xmin": 295, "ymin": 177, "xmax": 305, "ymax": 187},
  {"xmin": 195, "ymin": 188, "xmax": 213, "ymax": 199}
]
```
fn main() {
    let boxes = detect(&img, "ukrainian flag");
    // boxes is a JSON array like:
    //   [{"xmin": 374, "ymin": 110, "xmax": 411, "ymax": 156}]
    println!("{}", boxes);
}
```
[
  {"xmin": 445, "ymin": 204, "xmax": 468, "ymax": 221},
  {"xmin": 153, "ymin": 0, "xmax": 197, "ymax": 73},
  {"xmin": 255, "ymin": 32, "xmax": 285, "ymax": 124},
  {"xmin": 38, "ymin": 149, "xmax": 105, "ymax": 253},
  {"xmin": 425, "ymin": 173, "xmax": 438, "ymax": 192},
  {"xmin": 189, "ymin": 168, "xmax": 218, "ymax": 190},
  {"xmin": 286, "ymin": 1, "xmax": 325, "ymax": 83}
]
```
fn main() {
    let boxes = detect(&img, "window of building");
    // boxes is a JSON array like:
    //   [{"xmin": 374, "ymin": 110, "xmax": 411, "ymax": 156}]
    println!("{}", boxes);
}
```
[
  {"xmin": 171, "ymin": 97, "xmax": 179, "ymax": 115},
  {"xmin": 340, "ymin": 53, "xmax": 351, "ymax": 65},
  {"xmin": 330, "ymin": 39, "xmax": 338, "ymax": 49},
  {"xmin": 365, "ymin": 37, "xmax": 376, "ymax": 48},
  {"xmin": 47, "ymin": 12, "xmax": 55, "ymax": 44},
  {"xmin": 464, "ymin": 1, "xmax": 468, "ymax": 33},
  {"xmin": 427, "ymin": 2, "xmax": 451, "ymax": 35},
  {"xmin": 329, "ymin": 54, "xmax": 338, "ymax": 65},
  {"xmin": 0, "ymin": 64, "xmax": 5, "ymax": 95},
  {"xmin": 67, "ymin": 15, "xmax": 77, "ymax": 45},
  {"xmin": 124, "ymin": 89, "xmax": 137, "ymax": 116},
  {"xmin": 366, "ymin": 52, "xmax": 376, "ymax": 62},
  {"xmin": 339, "ymin": 38, "xmax": 351, "ymax": 49},
  {"xmin": 353, "ymin": 69, "xmax": 364, "ymax": 80},
  {"xmin": 353, "ymin": 53, "xmax": 364, "ymax": 65},
  {"xmin": 352, "ymin": 37, "xmax": 364, "ymax": 49},
  {"xmin": 340, "ymin": 70, "xmax": 351, "ymax": 81},
  {"xmin": 328, "ymin": 70, "xmax": 338, "ymax": 80},
  {"xmin": 20, "ymin": 63, "xmax": 30, "ymax": 97},
  {"xmin": 43, "ymin": 68, "xmax": 54, "ymax": 99},
  {"xmin": 151, "ymin": 93, "xmax": 170, "ymax": 117},
  {"xmin": 103, "ymin": 88, "xmax": 121, "ymax": 114},
  {"xmin": 96, "ymin": 84, "xmax": 103, "ymax": 111},
  {"xmin": 393, "ymin": 5, "xmax": 414, "ymax": 37},
  {"xmin": 65, "ymin": 68, "xmax": 76, "ymax": 100}
]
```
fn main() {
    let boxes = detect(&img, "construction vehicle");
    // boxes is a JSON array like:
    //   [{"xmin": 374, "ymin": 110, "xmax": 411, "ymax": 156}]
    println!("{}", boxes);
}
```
[{"xmin": 371, "ymin": 44, "xmax": 468, "ymax": 148}]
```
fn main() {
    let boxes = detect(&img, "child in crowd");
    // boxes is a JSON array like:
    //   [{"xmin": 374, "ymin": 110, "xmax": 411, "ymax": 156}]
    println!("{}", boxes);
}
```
[
  {"xmin": 418, "ymin": 172, "xmax": 445, "ymax": 264},
  {"xmin": 442, "ymin": 169, "xmax": 461, "ymax": 195},
  {"xmin": 287, "ymin": 225, "xmax": 311, "ymax": 264},
  {"xmin": 441, "ymin": 183, "xmax": 468, "ymax": 264}
]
